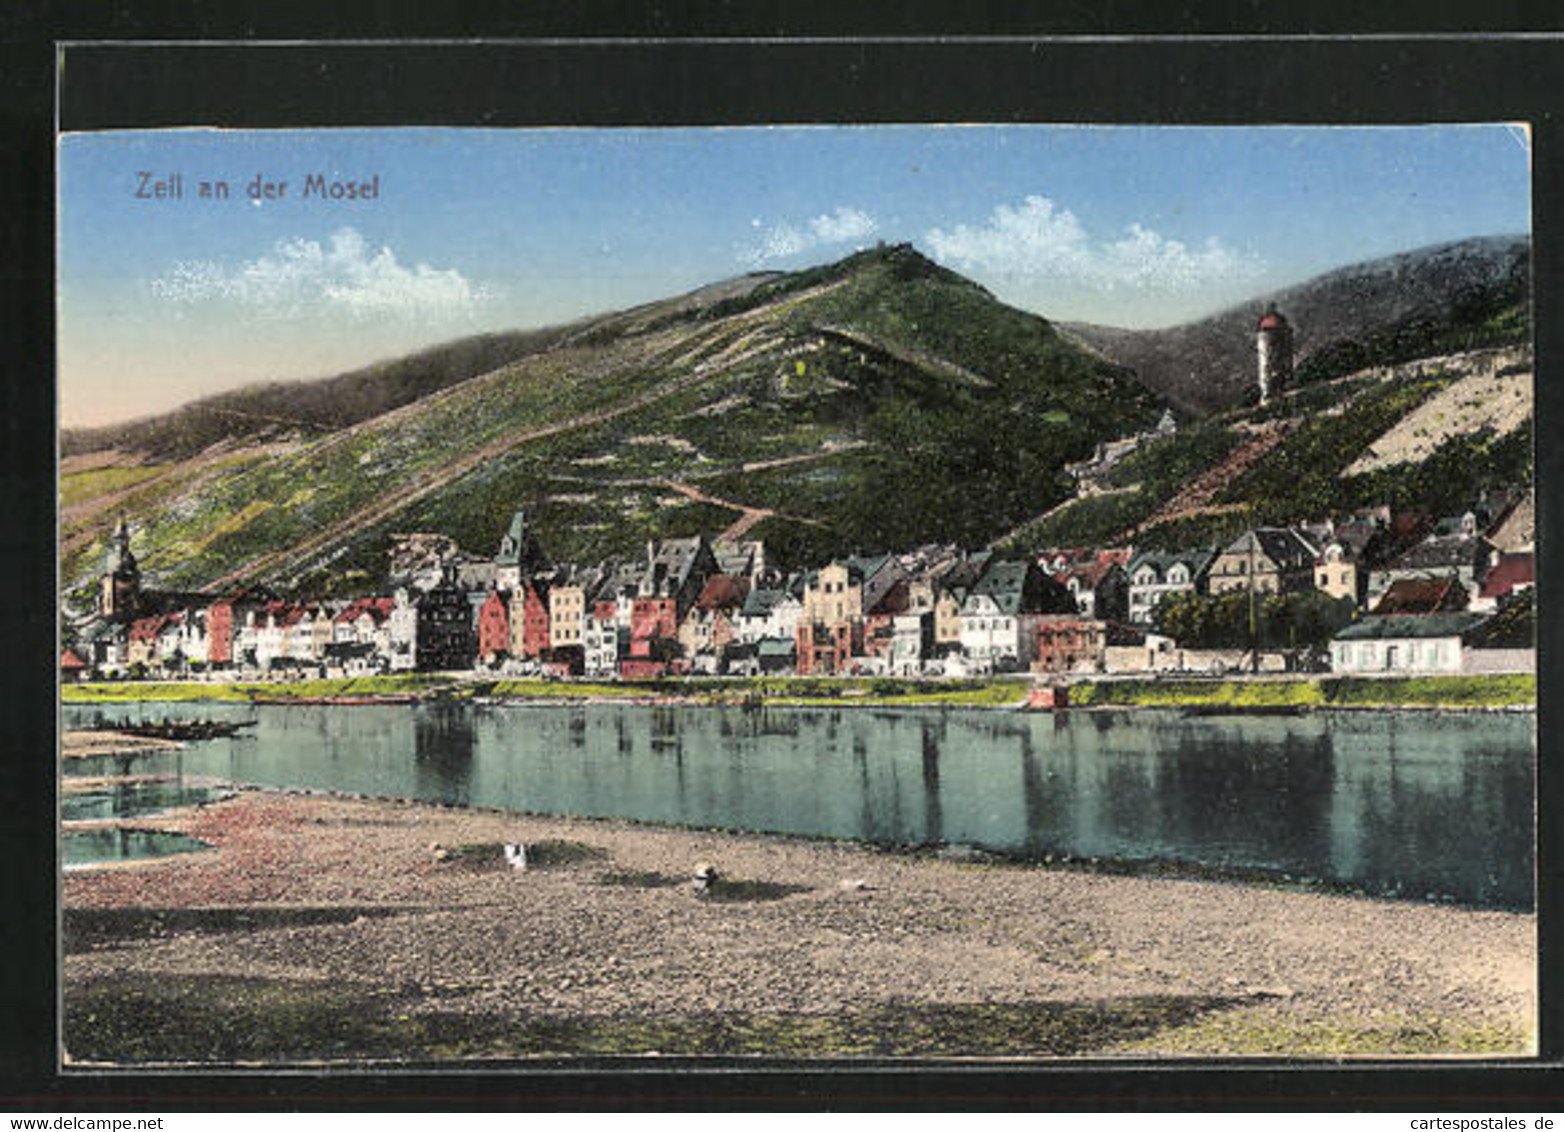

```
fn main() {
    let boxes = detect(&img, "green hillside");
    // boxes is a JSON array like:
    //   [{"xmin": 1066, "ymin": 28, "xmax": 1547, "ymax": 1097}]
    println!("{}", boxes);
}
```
[
  {"xmin": 1003, "ymin": 346, "xmax": 1533, "ymax": 554},
  {"xmin": 61, "ymin": 244, "xmax": 1160, "ymax": 608}
]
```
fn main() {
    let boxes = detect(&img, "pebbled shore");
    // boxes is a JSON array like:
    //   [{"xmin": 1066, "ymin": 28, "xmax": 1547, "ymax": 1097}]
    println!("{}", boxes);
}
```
[{"xmin": 62, "ymin": 790, "xmax": 1536, "ymax": 1063}]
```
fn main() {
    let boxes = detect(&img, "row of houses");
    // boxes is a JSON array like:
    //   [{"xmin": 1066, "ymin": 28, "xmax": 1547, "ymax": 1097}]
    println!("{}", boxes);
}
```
[{"xmin": 67, "ymin": 493, "xmax": 1534, "ymax": 683}]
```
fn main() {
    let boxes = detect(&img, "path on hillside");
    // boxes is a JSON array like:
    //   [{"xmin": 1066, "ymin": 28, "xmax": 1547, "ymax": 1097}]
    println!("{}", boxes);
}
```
[
  {"xmin": 196, "ymin": 369, "xmax": 727, "ymax": 594},
  {"xmin": 988, "ymin": 485, "xmax": 1140, "ymax": 550},
  {"xmin": 1124, "ymin": 421, "xmax": 1297, "ymax": 538},
  {"xmin": 816, "ymin": 324, "xmax": 993, "ymax": 388},
  {"xmin": 738, "ymin": 440, "xmax": 869, "ymax": 474},
  {"xmin": 656, "ymin": 479, "xmax": 826, "ymax": 545},
  {"xmin": 194, "ymin": 280, "xmax": 862, "ymax": 594},
  {"xmin": 547, "ymin": 439, "xmax": 870, "ymax": 487},
  {"xmin": 60, "ymin": 443, "xmax": 300, "ymax": 559}
]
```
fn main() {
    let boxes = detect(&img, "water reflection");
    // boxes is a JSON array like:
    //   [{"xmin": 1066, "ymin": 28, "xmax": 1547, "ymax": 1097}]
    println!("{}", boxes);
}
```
[
  {"xmin": 63, "ymin": 701, "xmax": 1535, "ymax": 908},
  {"xmin": 63, "ymin": 828, "xmax": 211, "ymax": 866},
  {"xmin": 919, "ymin": 717, "xmax": 943, "ymax": 845},
  {"xmin": 412, "ymin": 702, "xmax": 475, "ymax": 804},
  {"xmin": 62, "ymin": 781, "xmax": 230, "ymax": 822}
]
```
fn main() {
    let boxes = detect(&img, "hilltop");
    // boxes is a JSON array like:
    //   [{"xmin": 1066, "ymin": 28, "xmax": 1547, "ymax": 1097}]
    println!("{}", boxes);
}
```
[
  {"xmin": 60, "ymin": 244, "xmax": 1160, "ymax": 606},
  {"xmin": 1063, "ymin": 235, "xmax": 1530, "ymax": 414},
  {"xmin": 60, "ymin": 237, "xmax": 1535, "ymax": 614},
  {"xmin": 60, "ymin": 271, "xmax": 787, "ymax": 461}
]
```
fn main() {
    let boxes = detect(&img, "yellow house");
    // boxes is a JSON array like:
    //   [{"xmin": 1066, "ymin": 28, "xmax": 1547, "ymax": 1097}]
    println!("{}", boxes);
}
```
[
  {"xmin": 801, "ymin": 561, "xmax": 863, "ymax": 628},
  {"xmin": 548, "ymin": 581, "xmax": 586, "ymax": 650}
]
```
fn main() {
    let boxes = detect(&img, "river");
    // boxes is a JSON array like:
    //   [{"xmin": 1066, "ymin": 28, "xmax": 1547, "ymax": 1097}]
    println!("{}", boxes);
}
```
[{"xmin": 62, "ymin": 701, "xmax": 1535, "ymax": 908}]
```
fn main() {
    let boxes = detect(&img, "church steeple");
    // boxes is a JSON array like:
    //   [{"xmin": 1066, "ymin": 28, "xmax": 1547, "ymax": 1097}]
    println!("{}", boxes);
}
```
[{"xmin": 99, "ymin": 519, "xmax": 141, "ymax": 622}]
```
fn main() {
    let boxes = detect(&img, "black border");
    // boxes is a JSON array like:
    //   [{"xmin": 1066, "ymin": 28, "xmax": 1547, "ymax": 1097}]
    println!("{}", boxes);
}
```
[{"xmin": 8, "ymin": 10, "xmax": 1564, "ymax": 1111}]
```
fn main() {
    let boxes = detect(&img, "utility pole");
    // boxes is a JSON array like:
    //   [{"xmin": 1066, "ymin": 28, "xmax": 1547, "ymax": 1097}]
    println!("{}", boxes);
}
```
[{"xmin": 1248, "ymin": 533, "xmax": 1259, "ymax": 675}]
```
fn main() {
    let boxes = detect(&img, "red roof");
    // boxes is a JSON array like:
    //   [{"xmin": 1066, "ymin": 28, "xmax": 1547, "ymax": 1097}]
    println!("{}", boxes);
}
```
[
  {"xmin": 1372, "ymin": 577, "xmax": 1466, "ymax": 616},
  {"xmin": 1039, "ymin": 547, "xmax": 1130, "ymax": 576},
  {"xmin": 335, "ymin": 596, "xmax": 395, "ymax": 625},
  {"xmin": 60, "ymin": 648, "xmax": 87, "ymax": 670},
  {"xmin": 695, "ymin": 574, "xmax": 750, "ymax": 612},
  {"xmin": 1480, "ymin": 553, "xmax": 1535, "ymax": 599},
  {"xmin": 1061, "ymin": 551, "xmax": 1128, "ymax": 589},
  {"xmin": 1258, "ymin": 309, "xmax": 1288, "ymax": 330},
  {"xmin": 128, "ymin": 615, "xmax": 169, "ymax": 644}
]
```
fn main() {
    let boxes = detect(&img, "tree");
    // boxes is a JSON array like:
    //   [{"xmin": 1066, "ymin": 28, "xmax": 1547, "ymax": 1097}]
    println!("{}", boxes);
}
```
[
  {"xmin": 1153, "ymin": 589, "xmax": 1354, "ymax": 650},
  {"xmin": 1477, "ymin": 589, "xmax": 1534, "ymax": 648}
]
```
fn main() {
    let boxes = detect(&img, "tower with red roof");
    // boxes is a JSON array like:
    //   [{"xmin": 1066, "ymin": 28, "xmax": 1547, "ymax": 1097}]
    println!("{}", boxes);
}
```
[{"xmin": 1256, "ymin": 303, "xmax": 1293, "ymax": 405}]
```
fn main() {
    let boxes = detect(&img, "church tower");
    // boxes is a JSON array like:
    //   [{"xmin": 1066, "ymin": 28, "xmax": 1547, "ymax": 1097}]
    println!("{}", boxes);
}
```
[
  {"xmin": 1256, "ymin": 304, "xmax": 1293, "ymax": 405},
  {"xmin": 493, "ymin": 508, "xmax": 546, "ymax": 590},
  {"xmin": 99, "ymin": 519, "xmax": 141, "ymax": 622}
]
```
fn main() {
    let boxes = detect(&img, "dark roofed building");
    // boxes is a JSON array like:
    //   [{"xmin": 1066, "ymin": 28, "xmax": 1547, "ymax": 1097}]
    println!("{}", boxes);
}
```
[
  {"xmin": 1126, "ymin": 547, "xmax": 1217, "ymax": 623},
  {"xmin": 1369, "ymin": 528, "xmax": 1494, "ymax": 607},
  {"xmin": 959, "ymin": 558, "xmax": 1076, "ymax": 672},
  {"xmin": 493, "ymin": 509, "xmax": 548, "ymax": 588},
  {"xmin": 415, "ymin": 573, "xmax": 477, "ymax": 672},
  {"xmin": 641, "ymin": 535, "xmax": 718, "ymax": 614},
  {"xmin": 756, "ymin": 636, "xmax": 798, "ymax": 673},
  {"xmin": 1209, "ymin": 528, "xmax": 1319, "ymax": 597}
]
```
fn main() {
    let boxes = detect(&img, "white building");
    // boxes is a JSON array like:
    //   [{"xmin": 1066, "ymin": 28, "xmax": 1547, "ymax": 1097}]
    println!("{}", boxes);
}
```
[
  {"xmin": 738, "ymin": 588, "xmax": 803, "ymax": 646},
  {"xmin": 583, "ymin": 614, "xmax": 622, "ymax": 679},
  {"xmin": 958, "ymin": 595, "xmax": 1040, "ymax": 672},
  {"xmin": 889, "ymin": 611, "xmax": 932, "ymax": 675},
  {"xmin": 388, "ymin": 590, "xmax": 418, "ymax": 671},
  {"xmin": 1126, "ymin": 548, "xmax": 1216, "ymax": 624},
  {"xmin": 1329, "ymin": 612, "xmax": 1487, "ymax": 674}
]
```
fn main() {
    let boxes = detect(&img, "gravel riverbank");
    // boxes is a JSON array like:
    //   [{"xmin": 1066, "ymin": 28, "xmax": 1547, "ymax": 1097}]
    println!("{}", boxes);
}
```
[{"xmin": 62, "ymin": 790, "xmax": 1536, "ymax": 1063}]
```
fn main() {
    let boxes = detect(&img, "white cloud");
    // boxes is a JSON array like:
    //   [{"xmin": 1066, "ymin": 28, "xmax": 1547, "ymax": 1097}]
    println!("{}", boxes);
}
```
[
  {"xmin": 149, "ymin": 228, "xmax": 495, "ymax": 320},
  {"xmin": 925, "ymin": 195, "xmax": 1262, "ymax": 294},
  {"xmin": 742, "ymin": 206, "xmax": 879, "ymax": 267},
  {"xmin": 809, "ymin": 206, "xmax": 877, "ymax": 244},
  {"xmin": 754, "ymin": 221, "xmax": 811, "ymax": 262}
]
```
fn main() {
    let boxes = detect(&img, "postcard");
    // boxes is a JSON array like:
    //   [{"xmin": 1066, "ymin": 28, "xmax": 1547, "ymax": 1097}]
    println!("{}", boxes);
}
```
[{"xmin": 57, "ymin": 120, "xmax": 1536, "ymax": 1068}]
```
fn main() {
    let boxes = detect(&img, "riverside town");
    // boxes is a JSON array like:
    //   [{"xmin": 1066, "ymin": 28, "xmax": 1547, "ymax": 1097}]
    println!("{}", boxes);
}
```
[
  {"xmin": 58, "ymin": 123, "xmax": 1537, "ymax": 1064},
  {"xmin": 67, "ymin": 309, "xmax": 1534, "ymax": 697}
]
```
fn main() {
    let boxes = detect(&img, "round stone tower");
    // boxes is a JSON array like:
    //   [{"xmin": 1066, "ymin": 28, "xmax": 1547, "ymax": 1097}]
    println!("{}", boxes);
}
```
[
  {"xmin": 1257, "ymin": 303, "xmax": 1294, "ymax": 403},
  {"xmin": 99, "ymin": 519, "xmax": 141, "ymax": 622},
  {"xmin": 1256, "ymin": 303, "xmax": 1293, "ymax": 405}
]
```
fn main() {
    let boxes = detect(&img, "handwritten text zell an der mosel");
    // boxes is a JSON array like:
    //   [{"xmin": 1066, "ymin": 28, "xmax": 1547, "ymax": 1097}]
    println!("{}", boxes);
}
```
[{"xmin": 134, "ymin": 172, "xmax": 380, "ymax": 201}]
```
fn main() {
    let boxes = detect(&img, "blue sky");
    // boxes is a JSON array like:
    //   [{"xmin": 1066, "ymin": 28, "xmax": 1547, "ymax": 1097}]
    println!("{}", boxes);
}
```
[{"xmin": 58, "ymin": 125, "xmax": 1531, "ymax": 428}]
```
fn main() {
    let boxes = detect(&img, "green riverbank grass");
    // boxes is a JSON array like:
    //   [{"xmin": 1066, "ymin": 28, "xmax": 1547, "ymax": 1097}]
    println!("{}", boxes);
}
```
[
  {"xmin": 1072, "ymin": 673, "xmax": 1534, "ymax": 711},
  {"xmin": 64, "ymin": 672, "xmax": 1532, "ymax": 711},
  {"xmin": 64, "ymin": 674, "xmax": 1031, "ymax": 708},
  {"xmin": 62, "ymin": 674, "xmax": 456, "ymax": 704}
]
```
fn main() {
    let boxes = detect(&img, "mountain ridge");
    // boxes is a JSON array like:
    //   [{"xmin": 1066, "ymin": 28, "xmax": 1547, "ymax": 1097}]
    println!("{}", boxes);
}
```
[
  {"xmin": 60, "ymin": 238, "xmax": 1533, "ymax": 615},
  {"xmin": 1062, "ymin": 234, "xmax": 1530, "ymax": 414},
  {"xmin": 60, "ymin": 244, "xmax": 1161, "ymax": 605},
  {"xmin": 60, "ymin": 270, "xmax": 789, "ymax": 460}
]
